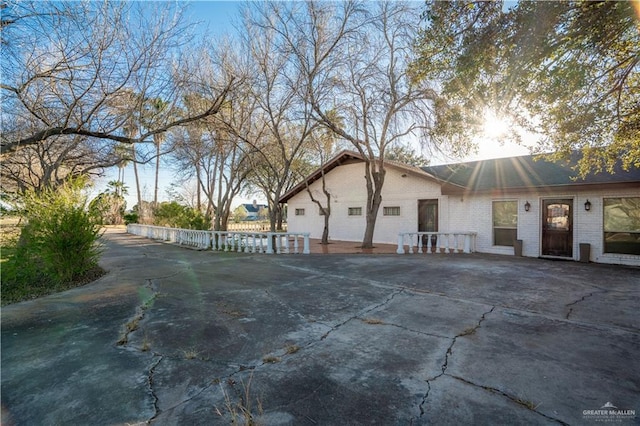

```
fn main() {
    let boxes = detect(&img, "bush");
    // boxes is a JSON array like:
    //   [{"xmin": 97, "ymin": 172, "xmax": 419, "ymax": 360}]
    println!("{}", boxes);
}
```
[
  {"xmin": 89, "ymin": 192, "xmax": 126, "ymax": 225},
  {"xmin": 152, "ymin": 201, "xmax": 210, "ymax": 230},
  {"xmin": 123, "ymin": 212, "xmax": 139, "ymax": 225},
  {"xmin": 2, "ymin": 178, "xmax": 103, "ymax": 298}
]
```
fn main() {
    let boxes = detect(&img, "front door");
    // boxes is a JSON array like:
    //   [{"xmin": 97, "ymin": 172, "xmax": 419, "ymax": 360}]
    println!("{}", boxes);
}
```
[
  {"xmin": 418, "ymin": 199, "xmax": 438, "ymax": 248},
  {"xmin": 418, "ymin": 199, "xmax": 438, "ymax": 233},
  {"xmin": 542, "ymin": 199, "xmax": 573, "ymax": 257}
]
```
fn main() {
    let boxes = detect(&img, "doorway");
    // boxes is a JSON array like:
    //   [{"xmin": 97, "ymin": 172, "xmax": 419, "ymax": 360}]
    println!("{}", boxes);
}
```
[
  {"xmin": 418, "ymin": 199, "xmax": 438, "ymax": 249},
  {"xmin": 541, "ymin": 199, "xmax": 573, "ymax": 257}
]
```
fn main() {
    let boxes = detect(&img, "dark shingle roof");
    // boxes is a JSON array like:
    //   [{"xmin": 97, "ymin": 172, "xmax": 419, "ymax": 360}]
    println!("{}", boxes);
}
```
[
  {"xmin": 423, "ymin": 154, "xmax": 640, "ymax": 194},
  {"xmin": 242, "ymin": 203, "xmax": 267, "ymax": 213}
]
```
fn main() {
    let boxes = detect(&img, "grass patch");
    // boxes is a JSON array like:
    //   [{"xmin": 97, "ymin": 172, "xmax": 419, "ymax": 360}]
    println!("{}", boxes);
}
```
[
  {"xmin": 262, "ymin": 355, "xmax": 281, "ymax": 364},
  {"xmin": 361, "ymin": 318, "xmax": 385, "ymax": 325},
  {"xmin": 284, "ymin": 344, "xmax": 300, "ymax": 355},
  {"xmin": 215, "ymin": 371, "xmax": 263, "ymax": 425},
  {"xmin": 459, "ymin": 327, "xmax": 477, "ymax": 336},
  {"xmin": 514, "ymin": 397, "xmax": 540, "ymax": 410},
  {"xmin": 183, "ymin": 348, "xmax": 200, "ymax": 360}
]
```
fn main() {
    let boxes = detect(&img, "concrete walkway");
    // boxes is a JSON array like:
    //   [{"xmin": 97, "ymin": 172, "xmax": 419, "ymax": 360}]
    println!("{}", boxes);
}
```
[{"xmin": 2, "ymin": 228, "xmax": 639, "ymax": 425}]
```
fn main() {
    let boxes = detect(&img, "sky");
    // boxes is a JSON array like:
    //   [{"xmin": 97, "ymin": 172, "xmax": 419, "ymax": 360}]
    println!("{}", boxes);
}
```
[{"xmin": 93, "ymin": 1, "xmax": 531, "ymax": 210}]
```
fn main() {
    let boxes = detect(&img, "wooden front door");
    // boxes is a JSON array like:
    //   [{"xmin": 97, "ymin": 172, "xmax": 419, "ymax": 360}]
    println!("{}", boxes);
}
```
[{"xmin": 542, "ymin": 199, "xmax": 573, "ymax": 257}]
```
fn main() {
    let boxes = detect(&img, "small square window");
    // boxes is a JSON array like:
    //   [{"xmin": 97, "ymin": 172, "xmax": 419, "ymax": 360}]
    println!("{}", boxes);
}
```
[
  {"xmin": 383, "ymin": 206, "xmax": 400, "ymax": 216},
  {"xmin": 348, "ymin": 207, "xmax": 362, "ymax": 216},
  {"xmin": 319, "ymin": 207, "xmax": 329, "ymax": 216},
  {"xmin": 295, "ymin": 208, "xmax": 305, "ymax": 216}
]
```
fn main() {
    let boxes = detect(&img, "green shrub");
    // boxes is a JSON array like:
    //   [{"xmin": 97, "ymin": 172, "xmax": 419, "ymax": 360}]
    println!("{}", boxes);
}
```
[
  {"xmin": 123, "ymin": 212, "xmax": 139, "ymax": 225},
  {"xmin": 3, "ymin": 178, "xmax": 103, "ymax": 293},
  {"xmin": 152, "ymin": 201, "xmax": 210, "ymax": 230}
]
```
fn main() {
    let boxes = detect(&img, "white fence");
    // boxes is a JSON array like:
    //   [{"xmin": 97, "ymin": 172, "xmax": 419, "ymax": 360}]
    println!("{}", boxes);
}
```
[
  {"xmin": 127, "ymin": 224, "xmax": 310, "ymax": 254},
  {"xmin": 397, "ymin": 232, "xmax": 477, "ymax": 254}
]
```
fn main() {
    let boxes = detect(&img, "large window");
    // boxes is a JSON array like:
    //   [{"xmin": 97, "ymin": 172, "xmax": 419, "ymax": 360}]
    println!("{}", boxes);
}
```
[
  {"xmin": 493, "ymin": 200, "xmax": 518, "ymax": 246},
  {"xmin": 604, "ymin": 197, "xmax": 640, "ymax": 255}
]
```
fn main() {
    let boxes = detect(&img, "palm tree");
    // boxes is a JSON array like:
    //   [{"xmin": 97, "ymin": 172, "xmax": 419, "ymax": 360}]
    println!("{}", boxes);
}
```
[
  {"xmin": 146, "ymin": 98, "xmax": 169, "ymax": 206},
  {"xmin": 113, "ymin": 143, "xmax": 132, "ymax": 194}
]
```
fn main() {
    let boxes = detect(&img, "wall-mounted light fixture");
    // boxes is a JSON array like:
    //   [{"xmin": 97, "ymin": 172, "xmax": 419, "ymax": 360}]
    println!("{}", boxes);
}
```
[
  {"xmin": 524, "ymin": 201, "xmax": 531, "ymax": 212},
  {"xmin": 584, "ymin": 199, "xmax": 591, "ymax": 211}
]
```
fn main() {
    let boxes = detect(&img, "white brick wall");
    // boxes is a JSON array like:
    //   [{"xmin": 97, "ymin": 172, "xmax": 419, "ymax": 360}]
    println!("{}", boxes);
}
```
[
  {"xmin": 285, "ymin": 162, "xmax": 640, "ymax": 266},
  {"xmin": 286, "ymin": 162, "xmax": 443, "ymax": 244}
]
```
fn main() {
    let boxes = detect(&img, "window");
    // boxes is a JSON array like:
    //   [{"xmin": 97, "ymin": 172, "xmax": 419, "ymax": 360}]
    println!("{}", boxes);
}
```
[
  {"xmin": 295, "ymin": 208, "xmax": 305, "ymax": 216},
  {"xmin": 493, "ymin": 201, "xmax": 517, "ymax": 246},
  {"xmin": 383, "ymin": 206, "xmax": 401, "ymax": 216},
  {"xmin": 319, "ymin": 207, "xmax": 329, "ymax": 216},
  {"xmin": 604, "ymin": 197, "xmax": 640, "ymax": 255},
  {"xmin": 348, "ymin": 207, "xmax": 362, "ymax": 216}
]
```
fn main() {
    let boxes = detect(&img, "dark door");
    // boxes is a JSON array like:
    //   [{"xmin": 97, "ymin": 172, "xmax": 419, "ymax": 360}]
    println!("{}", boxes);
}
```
[
  {"xmin": 542, "ymin": 199, "xmax": 573, "ymax": 257},
  {"xmin": 418, "ymin": 199, "xmax": 438, "ymax": 249},
  {"xmin": 418, "ymin": 199, "xmax": 438, "ymax": 233}
]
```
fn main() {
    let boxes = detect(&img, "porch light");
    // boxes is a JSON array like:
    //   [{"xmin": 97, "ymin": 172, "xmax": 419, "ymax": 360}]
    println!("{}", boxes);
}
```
[
  {"xmin": 524, "ymin": 201, "xmax": 531, "ymax": 212},
  {"xmin": 584, "ymin": 199, "xmax": 591, "ymax": 211}
]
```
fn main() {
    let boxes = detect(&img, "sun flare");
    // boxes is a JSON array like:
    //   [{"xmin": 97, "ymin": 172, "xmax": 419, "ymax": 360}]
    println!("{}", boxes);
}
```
[{"xmin": 482, "ymin": 109, "xmax": 510, "ymax": 140}]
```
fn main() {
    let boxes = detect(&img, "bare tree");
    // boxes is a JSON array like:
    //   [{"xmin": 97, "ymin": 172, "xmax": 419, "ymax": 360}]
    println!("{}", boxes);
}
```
[
  {"xmin": 0, "ymin": 134, "xmax": 120, "ymax": 194},
  {"xmin": 302, "ymin": 110, "xmax": 345, "ymax": 244},
  {"xmin": 230, "ymin": 2, "xmax": 325, "ymax": 232},
  {"xmin": 282, "ymin": 1, "xmax": 437, "ymax": 248},
  {"xmin": 1, "ymin": 1, "xmax": 234, "ymax": 162}
]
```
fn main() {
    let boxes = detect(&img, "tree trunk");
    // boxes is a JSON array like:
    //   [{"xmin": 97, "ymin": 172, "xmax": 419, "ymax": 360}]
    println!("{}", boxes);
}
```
[
  {"xmin": 361, "ymin": 162, "xmax": 385, "ymax": 249},
  {"xmin": 131, "ymin": 144, "xmax": 144, "ymax": 222},
  {"xmin": 321, "ymin": 212, "xmax": 330, "ymax": 244},
  {"xmin": 153, "ymin": 141, "xmax": 160, "ymax": 205}
]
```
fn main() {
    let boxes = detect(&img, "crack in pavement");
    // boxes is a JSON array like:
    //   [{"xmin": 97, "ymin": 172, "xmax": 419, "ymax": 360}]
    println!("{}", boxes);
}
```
[
  {"xmin": 116, "ymin": 279, "xmax": 160, "ymax": 347},
  {"xmin": 146, "ymin": 355, "xmax": 163, "ymax": 424},
  {"xmin": 448, "ymin": 374, "xmax": 569, "ymax": 425},
  {"xmin": 319, "ymin": 287, "xmax": 406, "ymax": 341},
  {"xmin": 356, "ymin": 319, "xmax": 451, "ymax": 340},
  {"xmin": 418, "ymin": 306, "xmax": 495, "ymax": 419},
  {"xmin": 415, "ymin": 305, "xmax": 568, "ymax": 424},
  {"xmin": 565, "ymin": 290, "xmax": 606, "ymax": 320}
]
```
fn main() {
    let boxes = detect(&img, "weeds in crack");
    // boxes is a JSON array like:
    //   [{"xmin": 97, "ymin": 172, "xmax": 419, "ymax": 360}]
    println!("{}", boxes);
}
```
[
  {"xmin": 140, "ymin": 333, "xmax": 151, "ymax": 352},
  {"xmin": 515, "ymin": 397, "xmax": 541, "ymax": 411},
  {"xmin": 182, "ymin": 348, "xmax": 200, "ymax": 360},
  {"xmin": 361, "ymin": 318, "xmax": 385, "ymax": 325},
  {"xmin": 284, "ymin": 344, "xmax": 300, "ymax": 355},
  {"xmin": 116, "ymin": 279, "xmax": 159, "ymax": 347},
  {"xmin": 215, "ymin": 371, "xmax": 264, "ymax": 426},
  {"xmin": 262, "ymin": 355, "xmax": 281, "ymax": 364},
  {"xmin": 449, "ymin": 375, "xmax": 568, "ymax": 425}
]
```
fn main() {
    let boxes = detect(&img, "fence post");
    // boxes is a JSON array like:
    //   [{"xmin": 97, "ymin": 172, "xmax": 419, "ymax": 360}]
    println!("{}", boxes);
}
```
[
  {"xmin": 396, "ymin": 234, "xmax": 405, "ymax": 254},
  {"xmin": 303, "ymin": 234, "xmax": 310, "ymax": 255}
]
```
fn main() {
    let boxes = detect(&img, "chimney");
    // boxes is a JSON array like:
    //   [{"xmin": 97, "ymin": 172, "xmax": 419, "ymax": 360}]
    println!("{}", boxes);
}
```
[{"xmin": 252, "ymin": 200, "xmax": 257, "ymax": 209}]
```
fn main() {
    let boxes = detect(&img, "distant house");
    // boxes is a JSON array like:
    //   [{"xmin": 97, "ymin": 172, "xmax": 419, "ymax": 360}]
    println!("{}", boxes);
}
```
[
  {"xmin": 280, "ymin": 150, "xmax": 640, "ymax": 266},
  {"xmin": 235, "ymin": 200, "xmax": 268, "ymax": 221}
]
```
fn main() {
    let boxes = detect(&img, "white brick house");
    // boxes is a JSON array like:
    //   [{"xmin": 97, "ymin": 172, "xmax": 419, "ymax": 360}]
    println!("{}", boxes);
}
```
[{"xmin": 280, "ymin": 151, "xmax": 640, "ymax": 266}]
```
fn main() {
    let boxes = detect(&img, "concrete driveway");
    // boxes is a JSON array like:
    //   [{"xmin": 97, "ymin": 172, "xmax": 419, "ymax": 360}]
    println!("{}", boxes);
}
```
[{"xmin": 2, "ymin": 228, "xmax": 639, "ymax": 425}]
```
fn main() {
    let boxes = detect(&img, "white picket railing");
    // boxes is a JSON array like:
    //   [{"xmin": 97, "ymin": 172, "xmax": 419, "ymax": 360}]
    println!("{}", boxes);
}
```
[
  {"xmin": 397, "ymin": 232, "xmax": 477, "ymax": 254},
  {"xmin": 127, "ymin": 224, "xmax": 310, "ymax": 254}
]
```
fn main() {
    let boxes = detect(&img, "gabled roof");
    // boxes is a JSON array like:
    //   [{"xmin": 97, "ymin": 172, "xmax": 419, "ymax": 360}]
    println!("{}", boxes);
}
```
[
  {"xmin": 423, "ymin": 153, "xmax": 640, "ymax": 195},
  {"xmin": 279, "ymin": 150, "xmax": 640, "ymax": 203},
  {"xmin": 241, "ymin": 203, "xmax": 268, "ymax": 213},
  {"xmin": 279, "ymin": 150, "xmax": 439, "ymax": 203}
]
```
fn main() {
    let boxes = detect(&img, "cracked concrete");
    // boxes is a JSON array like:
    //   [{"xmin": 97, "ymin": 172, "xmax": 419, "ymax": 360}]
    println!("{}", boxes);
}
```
[{"xmin": 2, "ymin": 228, "xmax": 639, "ymax": 425}]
